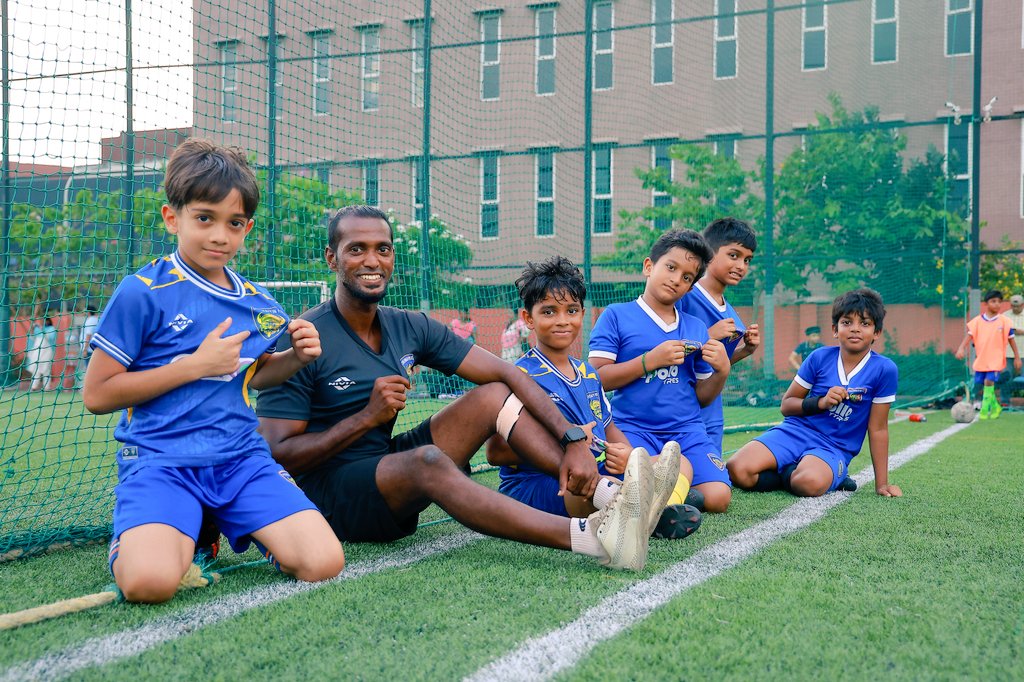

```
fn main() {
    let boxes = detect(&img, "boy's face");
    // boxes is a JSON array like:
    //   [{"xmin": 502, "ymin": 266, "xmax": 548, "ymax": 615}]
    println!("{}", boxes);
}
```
[
  {"xmin": 643, "ymin": 247, "xmax": 701, "ymax": 307},
  {"xmin": 984, "ymin": 297, "xmax": 1002, "ymax": 315},
  {"xmin": 833, "ymin": 311, "xmax": 880, "ymax": 354},
  {"xmin": 524, "ymin": 291, "xmax": 583, "ymax": 354},
  {"xmin": 706, "ymin": 242, "xmax": 754, "ymax": 287},
  {"xmin": 807, "ymin": 331, "xmax": 821, "ymax": 343},
  {"xmin": 162, "ymin": 188, "xmax": 253, "ymax": 281}
]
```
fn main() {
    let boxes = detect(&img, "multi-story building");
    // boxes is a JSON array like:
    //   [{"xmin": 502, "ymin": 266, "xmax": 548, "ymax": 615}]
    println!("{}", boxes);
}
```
[{"xmin": 192, "ymin": 1, "xmax": 1018, "ymax": 285}]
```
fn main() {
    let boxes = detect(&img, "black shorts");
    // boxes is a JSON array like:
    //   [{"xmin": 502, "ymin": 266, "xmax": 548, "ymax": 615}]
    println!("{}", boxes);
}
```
[{"xmin": 300, "ymin": 418, "xmax": 434, "ymax": 543}]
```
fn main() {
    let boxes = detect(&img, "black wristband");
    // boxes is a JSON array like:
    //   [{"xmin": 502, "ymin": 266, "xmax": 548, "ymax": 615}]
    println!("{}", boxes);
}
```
[{"xmin": 802, "ymin": 394, "xmax": 824, "ymax": 416}]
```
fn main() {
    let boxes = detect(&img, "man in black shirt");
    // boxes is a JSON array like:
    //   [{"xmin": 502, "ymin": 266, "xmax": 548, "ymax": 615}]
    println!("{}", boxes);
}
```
[{"xmin": 258, "ymin": 206, "xmax": 659, "ymax": 571}]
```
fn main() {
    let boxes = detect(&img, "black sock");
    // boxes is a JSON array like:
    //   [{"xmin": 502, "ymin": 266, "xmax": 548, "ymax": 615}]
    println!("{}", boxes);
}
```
[
  {"xmin": 752, "ymin": 469, "xmax": 783, "ymax": 492},
  {"xmin": 780, "ymin": 464, "xmax": 798, "ymax": 493}
]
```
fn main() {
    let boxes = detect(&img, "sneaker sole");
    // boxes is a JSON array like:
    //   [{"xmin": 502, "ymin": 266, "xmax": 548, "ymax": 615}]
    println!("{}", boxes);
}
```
[
  {"xmin": 596, "ymin": 449, "xmax": 654, "ymax": 571},
  {"xmin": 652, "ymin": 504, "xmax": 702, "ymax": 539},
  {"xmin": 647, "ymin": 442, "xmax": 682, "ymax": 536}
]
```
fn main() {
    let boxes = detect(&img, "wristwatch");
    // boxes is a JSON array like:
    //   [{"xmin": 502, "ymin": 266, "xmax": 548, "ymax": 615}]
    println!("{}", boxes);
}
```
[{"xmin": 559, "ymin": 426, "xmax": 587, "ymax": 449}]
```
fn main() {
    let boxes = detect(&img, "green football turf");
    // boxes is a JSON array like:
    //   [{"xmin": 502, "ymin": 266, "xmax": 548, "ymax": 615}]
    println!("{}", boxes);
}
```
[{"xmin": 2, "ymin": 411, "xmax": 1018, "ymax": 680}]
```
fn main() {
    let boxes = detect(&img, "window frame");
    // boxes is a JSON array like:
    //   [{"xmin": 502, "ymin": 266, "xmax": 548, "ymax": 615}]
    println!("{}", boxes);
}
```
[
  {"xmin": 411, "ymin": 21, "xmax": 425, "ymax": 107},
  {"xmin": 219, "ymin": 40, "xmax": 238, "ymax": 124},
  {"xmin": 871, "ymin": 0, "xmax": 899, "ymax": 64},
  {"xmin": 651, "ymin": 142, "xmax": 674, "ymax": 231},
  {"xmin": 480, "ymin": 14, "xmax": 501, "ymax": 101},
  {"xmin": 535, "ymin": 7, "xmax": 557, "ymax": 96},
  {"xmin": 945, "ymin": 0, "xmax": 973, "ymax": 57},
  {"xmin": 593, "ymin": 1, "xmax": 614, "ymax": 91},
  {"xmin": 312, "ymin": 31, "xmax": 331, "ymax": 116},
  {"xmin": 801, "ymin": 1, "xmax": 827, "ymax": 71},
  {"xmin": 480, "ymin": 154, "xmax": 500, "ymax": 240},
  {"xmin": 536, "ymin": 150, "xmax": 556, "ymax": 238},
  {"xmin": 360, "ymin": 26, "xmax": 381, "ymax": 112},
  {"xmin": 714, "ymin": 0, "xmax": 738, "ymax": 80},
  {"xmin": 651, "ymin": 0, "xmax": 674, "ymax": 85},
  {"xmin": 592, "ymin": 146, "xmax": 614, "ymax": 235},
  {"xmin": 364, "ymin": 161, "xmax": 379, "ymax": 207}
]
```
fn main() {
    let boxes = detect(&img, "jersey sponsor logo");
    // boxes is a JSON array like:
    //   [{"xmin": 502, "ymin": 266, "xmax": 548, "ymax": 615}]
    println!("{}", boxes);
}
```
[
  {"xmin": 169, "ymin": 313, "xmax": 194, "ymax": 332},
  {"xmin": 329, "ymin": 375, "xmax": 355, "ymax": 391},
  {"xmin": 837, "ymin": 460, "xmax": 845, "ymax": 479},
  {"xmin": 645, "ymin": 364, "xmax": 680, "ymax": 385},
  {"xmin": 253, "ymin": 309, "xmax": 287, "ymax": 340},
  {"xmin": 578, "ymin": 518, "xmax": 587, "ymax": 532},
  {"xmin": 829, "ymin": 402, "xmax": 853, "ymax": 422},
  {"xmin": 400, "ymin": 353, "xmax": 416, "ymax": 376}
]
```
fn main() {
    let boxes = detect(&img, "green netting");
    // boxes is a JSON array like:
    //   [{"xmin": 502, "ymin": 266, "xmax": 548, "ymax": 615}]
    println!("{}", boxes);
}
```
[{"xmin": 2, "ymin": 0, "xmax": 1021, "ymax": 559}]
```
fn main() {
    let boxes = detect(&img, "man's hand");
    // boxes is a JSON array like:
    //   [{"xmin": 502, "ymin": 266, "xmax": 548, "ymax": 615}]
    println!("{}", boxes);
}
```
[
  {"xmin": 701, "ymin": 338, "xmax": 730, "ymax": 372},
  {"xmin": 288, "ymin": 319, "xmax": 321, "ymax": 366},
  {"xmin": 875, "ymin": 483, "xmax": 903, "ymax": 497},
  {"xmin": 559, "ymin": 440, "xmax": 599, "ymax": 499},
  {"xmin": 361, "ymin": 375, "xmax": 410, "ymax": 428},
  {"xmin": 707, "ymin": 318, "xmax": 737, "ymax": 341},
  {"xmin": 743, "ymin": 324, "xmax": 760, "ymax": 351},
  {"xmin": 190, "ymin": 317, "xmax": 250, "ymax": 378},
  {"xmin": 603, "ymin": 441, "xmax": 630, "ymax": 475},
  {"xmin": 819, "ymin": 385, "xmax": 849, "ymax": 410}
]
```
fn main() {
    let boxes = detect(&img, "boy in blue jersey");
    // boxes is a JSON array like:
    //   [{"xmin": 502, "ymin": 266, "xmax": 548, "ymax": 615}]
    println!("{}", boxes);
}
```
[
  {"xmin": 486, "ymin": 256, "xmax": 699, "ymax": 539},
  {"xmin": 83, "ymin": 139, "xmax": 344, "ymax": 603},
  {"xmin": 727, "ymin": 288, "xmax": 903, "ymax": 498},
  {"xmin": 589, "ymin": 230, "xmax": 734, "ymax": 513},
  {"xmin": 678, "ymin": 217, "xmax": 761, "ymax": 450}
]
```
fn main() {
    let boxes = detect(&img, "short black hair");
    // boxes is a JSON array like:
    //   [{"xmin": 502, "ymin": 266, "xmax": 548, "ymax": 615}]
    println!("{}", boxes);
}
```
[
  {"xmin": 649, "ymin": 229, "xmax": 714, "ymax": 281},
  {"xmin": 164, "ymin": 139, "xmax": 260, "ymax": 218},
  {"xmin": 703, "ymin": 217, "xmax": 758, "ymax": 253},
  {"xmin": 805, "ymin": 325, "xmax": 821, "ymax": 335},
  {"xmin": 832, "ymin": 288, "xmax": 887, "ymax": 332},
  {"xmin": 516, "ymin": 256, "xmax": 587, "ymax": 312},
  {"xmin": 983, "ymin": 289, "xmax": 1003, "ymax": 302},
  {"xmin": 328, "ymin": 205, "xmax": 393, "ymax": 252}
]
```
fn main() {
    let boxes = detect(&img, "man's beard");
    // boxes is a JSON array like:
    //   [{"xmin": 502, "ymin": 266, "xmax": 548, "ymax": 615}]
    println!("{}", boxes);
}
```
[{"xmin": 342, "ymin": 276, "xmax": 388, "ymax": 304}]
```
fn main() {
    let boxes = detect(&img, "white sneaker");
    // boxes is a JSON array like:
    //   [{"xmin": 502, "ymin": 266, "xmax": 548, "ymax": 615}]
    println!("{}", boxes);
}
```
[
  {"xmin": 595, "ymin": 448, "xmax": 654, "ymax": 571},
  {"xmin": 648, "ymin": 442, "xmax": 682, "ymax": 536}
]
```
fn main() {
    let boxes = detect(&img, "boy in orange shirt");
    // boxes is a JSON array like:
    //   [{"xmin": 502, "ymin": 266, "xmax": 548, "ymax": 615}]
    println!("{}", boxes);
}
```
[{"xmin": 955, "ymin": 289, "xmax": 1021, "ymax": 420}]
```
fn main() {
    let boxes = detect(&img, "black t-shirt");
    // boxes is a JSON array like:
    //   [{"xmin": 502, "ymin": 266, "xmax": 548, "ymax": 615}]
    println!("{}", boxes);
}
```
[{"xmin": 256, "ymin": 299, "xmax": 472, "ymax": 470}]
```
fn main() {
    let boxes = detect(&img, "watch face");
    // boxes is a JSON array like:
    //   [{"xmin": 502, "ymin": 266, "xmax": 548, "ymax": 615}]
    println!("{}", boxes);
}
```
[{"xmin": 562, "ymin": 426, "xmax": 586, "ymax": 445}]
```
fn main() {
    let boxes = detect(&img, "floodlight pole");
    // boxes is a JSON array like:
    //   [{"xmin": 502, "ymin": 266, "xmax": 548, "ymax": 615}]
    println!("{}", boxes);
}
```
[
  {"xmin": 266, "ymin": 0, "xmax": 278, "ymax": 282},
  {"xmin": 762, "ymin": 0, "xmax": 777, "ymax": 378},
  {"xmin": 968, "ymin": 0, "xmax": 983, "ymax": 318},
  {"xmin": 582, "ymin": 0, "xmax": 595, "ymax": 351}
]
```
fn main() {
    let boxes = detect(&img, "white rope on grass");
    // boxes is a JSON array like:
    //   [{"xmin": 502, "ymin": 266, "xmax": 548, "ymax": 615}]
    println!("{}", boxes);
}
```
[{"xmin": 465, "ymin": 421, "xmax": 971, "ymax": 682}]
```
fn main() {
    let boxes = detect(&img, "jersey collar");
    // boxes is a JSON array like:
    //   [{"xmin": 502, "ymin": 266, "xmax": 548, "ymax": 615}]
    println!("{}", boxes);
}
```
[
  {"xmin": 529, "ymin": 347, "xmax": 582, "ymax": 386},
  {"xmin": 694, "ymin": 281, "xmax": 727, "ymax": 313},
  {"xmin": 636, "ymin": 296, "xmax": 679, "ymax": 332},
  {"xmin": 170, "ymin": 251, "xmax": 245, "ymax": 299},
  {"xmin": 836, "ymin": 349, "xmax": 872, "ymax": 385}
]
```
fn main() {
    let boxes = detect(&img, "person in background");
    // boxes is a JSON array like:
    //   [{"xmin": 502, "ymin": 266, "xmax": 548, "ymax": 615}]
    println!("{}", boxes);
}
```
[
  {"xmin": 1000, "ymin": 294, "xmax": 1024, "ymax": 404},
  {"xmin": 75, "ymin": 302, "xmax": 101, "ymax": 390},
  {"xmin": 500, "ymin": 307, "xmax": 531, "ymax": 362},
  {"xmin": 27, "ymin": 313, "xmax": 58, "ymax": 391},
  {"xmin": 450, "ymin": 307, "xmax": 477, "ymax": 345},
  {"xmin": 789, "ymin": 325, "xmax": 823, "ymax": 371}
]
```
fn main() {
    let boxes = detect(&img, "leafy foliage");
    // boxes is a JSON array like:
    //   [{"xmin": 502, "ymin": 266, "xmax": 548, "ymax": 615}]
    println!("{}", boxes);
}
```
[{"xmin": 389, "ymin": 213, "xmax": 474, "ymax": 310}]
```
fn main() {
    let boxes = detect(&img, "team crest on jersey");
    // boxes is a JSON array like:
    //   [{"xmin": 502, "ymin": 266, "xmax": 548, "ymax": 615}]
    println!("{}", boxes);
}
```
[
  {"xmin": 169, "ymin": 313, "xmax": 194, "ymax": 332},
  {"xmin": 682, "ymin": 340, "xmax": 703, "ymax": 357},
  {"xmin": 252, "ymin": 309, "xmax": 287, "ymax": 340},
  {"xmin": 400, "ymin": 354, "xmax": 416, "ymax": 376},
  {"xmin": 708, "ymin": 453, "xmax": 726, "ymax": 470},
  {"xmin": 847, "ymin": 387, "xmax": 868, "ymax": 402},
  {"xmin": 278, "ymin": 469, "xmax": 298, "ymax": 486},
  {"xmin": 725, "ymin": 330, "xmax": 743, "ymax": 343},
  {"xmin": 590, "ymin": 399, "xmax": 603, "ymax": 421}
]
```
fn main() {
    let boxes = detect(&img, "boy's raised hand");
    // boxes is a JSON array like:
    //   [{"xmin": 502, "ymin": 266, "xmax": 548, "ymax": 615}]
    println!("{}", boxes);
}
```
[
  {"xmin": 743, "ymin": 324, "xmax": 760, "ymax": 350},
  {"xmin": 701, "ymin": 338, "xmax": 730, "ymax": 372},
  {"xmin": 191, "ymin": 317, "xmax": 250, "ymax": 378},
  {"xmin": 288, "ymin": 319, "xmax": 322, "ymax": 366},
  {"xmin": 602, "ymin": 441, "xmax": 630, "ymax": 475},
  {"xmin": 648, "ymin": 340, "xmax": 688, "ymax": 368},
  {"xmin": 707, "ymin": 318, "xmax": 737, "ymax": 341},
  {"xmin": 819, "ymin": 385, "xmax": 849, "ymax": 410}
]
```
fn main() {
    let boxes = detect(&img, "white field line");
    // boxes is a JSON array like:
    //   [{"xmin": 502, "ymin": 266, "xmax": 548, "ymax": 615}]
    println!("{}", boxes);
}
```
[
  {"xmin": 465, "ymin": 421, "xmax": 970, "ymax": 682},
  {"xmin": 1, "ymin": 530, "xmax": 483, "ymax": 682}
]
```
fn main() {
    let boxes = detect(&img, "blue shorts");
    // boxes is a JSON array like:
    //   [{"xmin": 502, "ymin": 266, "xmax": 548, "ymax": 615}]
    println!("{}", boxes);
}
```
[
  {"xmin": 112, "ymin": 455, "xmax": 317, "ymax": 554},
  {"xmin": 754, "ymin": 421, "xmax": 854, "ymax": 492},
  {"xmin": 622, "ymin": 425, "xmax": 731, "ymax": 487},
  {"xmin": 974, "ymin": 370, "xmax": 1000, "ymax": 384},
  {"xmin": 498, "ymin": 470, "xmax": 569, "ymax": 517}
]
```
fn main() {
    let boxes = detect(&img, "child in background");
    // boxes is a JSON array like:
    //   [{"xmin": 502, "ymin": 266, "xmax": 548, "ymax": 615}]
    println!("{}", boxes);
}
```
[
  {"xmin": 678, "ymin": 217, "xmax": 761, "ymax": 450},
  {"xmin": 955, "ymin": 289, "xmax": 1021, "ymax": 420},
  {"xmin": 27, "ymin": 314, "xmax": 58, "ymax": 391},
  {"xmin": 486, "ymin": 256, "xmax": 696, "ymax": 539},
  {"xmin": 789, "ymin": 326, "xmax": 823, "ymax": 371},
  {"xmin": 83, "ymin": 139, "xmax": 344, "ymax": 603},
  {"xmin": 589, "ymin": 229, "xmax": 733, "ymax": 513},
  {"xmin": 728, "ymin": 288, "xmax": 902, "ymax": 498}
]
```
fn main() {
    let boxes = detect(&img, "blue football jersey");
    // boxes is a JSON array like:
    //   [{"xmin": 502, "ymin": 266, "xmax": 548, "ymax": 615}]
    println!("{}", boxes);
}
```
[
  {"xmin": 91, "ymin": 252, "xmax": 290, "ymax": 475},
  {"xmin": 677, "ymin": 282, "xmax": 747, "ymax": 446},
  {"xmin": 589, "ymin": 297, "xmax": 713, "ymax": 435},
  {"xmin": 499, "ymin": 348, "xmax": 612, "ymax": 479},
  {"xmin": 786, "ymin": 346, "xmax": 898, "ymax": 454}
]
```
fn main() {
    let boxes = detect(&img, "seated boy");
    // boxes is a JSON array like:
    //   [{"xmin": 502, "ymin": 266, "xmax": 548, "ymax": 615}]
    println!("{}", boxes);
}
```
[
  {"xmin": 678, "ymin": 217, "xmax": 761, "ymax": 451},
  {"xmin": 588, "ymin": 230, "xmax": 734, "ymax": 513},
  {"xmin": 486, "ymin": 256, "xmax": 699, "ymax": 539},
  {"xmin": 726, "ymin": 288, "xmax": 903, "ymax": 498},
  {"xmin": 83, "ymin": 139, "xmax": 345, "ymax": 603}
]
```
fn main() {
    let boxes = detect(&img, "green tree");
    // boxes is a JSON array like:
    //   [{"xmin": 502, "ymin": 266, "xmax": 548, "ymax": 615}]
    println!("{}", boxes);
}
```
[
  {"xmin": 605, "ymin": 142, "xmax": 762, "ymax": 271},
  {"xmin": 389, "ymin": 214, "xmax": 474, "ymax": 310},
  {"xmin": 773, "ymin": 94, "xmax": 969, "ymax": 303}
]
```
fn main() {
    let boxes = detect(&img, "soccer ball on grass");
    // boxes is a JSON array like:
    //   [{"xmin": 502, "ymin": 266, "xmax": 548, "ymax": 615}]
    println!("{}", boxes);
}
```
[{"xmin": 950, "ymin": 401, "xmax": 975, "ymax": 423}]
